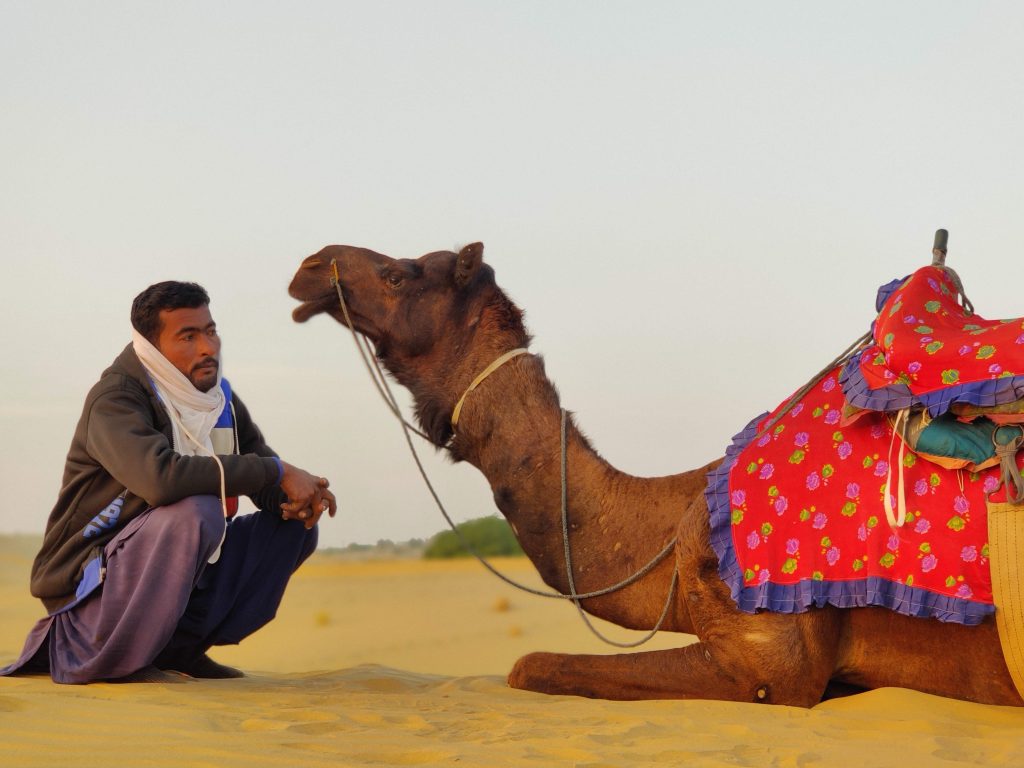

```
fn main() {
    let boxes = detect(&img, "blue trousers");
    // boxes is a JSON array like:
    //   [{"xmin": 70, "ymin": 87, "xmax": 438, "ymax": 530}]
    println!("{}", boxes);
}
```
[{"xmin": 2, "ymin": 496, "xmax": 317, "ymax": 684}]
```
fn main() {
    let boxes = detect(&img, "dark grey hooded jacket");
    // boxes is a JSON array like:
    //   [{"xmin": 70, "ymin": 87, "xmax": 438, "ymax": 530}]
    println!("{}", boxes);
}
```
[{"xmin": 30, "ymin": 344, "xmax": 285, "ymax": 611}]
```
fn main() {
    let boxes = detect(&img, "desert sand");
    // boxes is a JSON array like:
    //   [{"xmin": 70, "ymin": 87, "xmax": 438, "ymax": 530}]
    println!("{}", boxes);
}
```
[{"xmin": 2, "ymin": 534, "xmax": 1023, "ymax": 767}]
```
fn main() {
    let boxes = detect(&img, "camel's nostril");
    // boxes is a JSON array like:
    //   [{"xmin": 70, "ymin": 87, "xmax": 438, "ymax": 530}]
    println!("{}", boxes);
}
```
[{"xmin": 303, "ymin": 259, "xmax": 322, "ymax": 270}]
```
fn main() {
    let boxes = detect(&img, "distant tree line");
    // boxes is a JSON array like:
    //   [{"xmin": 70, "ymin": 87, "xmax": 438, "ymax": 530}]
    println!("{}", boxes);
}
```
[{"xmin": 423, "ymin": 516, "xmax": 524, "ymax": 559}]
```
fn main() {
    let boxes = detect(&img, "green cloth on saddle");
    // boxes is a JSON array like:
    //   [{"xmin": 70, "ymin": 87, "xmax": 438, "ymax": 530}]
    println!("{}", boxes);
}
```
[
  {"xmin": 914, "ymin": 414, "xmax": 996, "ymax": 467},
  {"xmin": 897, "ymin": 407, "xmax": 1024, "ymax": 501}
]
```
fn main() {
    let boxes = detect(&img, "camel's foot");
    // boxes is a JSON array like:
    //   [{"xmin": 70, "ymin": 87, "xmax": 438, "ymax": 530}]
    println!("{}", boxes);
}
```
[{"xmin": 508, "ymin": 643, "xmax": 828, "ymax": 706}]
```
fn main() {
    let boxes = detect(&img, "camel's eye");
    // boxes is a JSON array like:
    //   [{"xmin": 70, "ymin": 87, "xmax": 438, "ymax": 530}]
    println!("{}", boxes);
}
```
[{"xmin": 385, "ymin": 272, "xmax": 404, "ymax": 289}]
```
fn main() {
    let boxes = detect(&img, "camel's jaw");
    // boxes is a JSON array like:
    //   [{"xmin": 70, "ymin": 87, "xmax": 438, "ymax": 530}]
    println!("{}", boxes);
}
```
[
  {"xmin": 290, "ymin": 289, "xmax": 383, "ymax": 342},
  {"xmin": 290, "ymin": 292, "xmax": 338, "ymax": 324}
]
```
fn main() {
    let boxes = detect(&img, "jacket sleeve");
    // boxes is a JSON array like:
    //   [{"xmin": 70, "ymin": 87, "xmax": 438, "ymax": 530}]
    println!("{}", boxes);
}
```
[{"xmin": 84, "ymin": 382, "xmax": 281, "ymax": 508}]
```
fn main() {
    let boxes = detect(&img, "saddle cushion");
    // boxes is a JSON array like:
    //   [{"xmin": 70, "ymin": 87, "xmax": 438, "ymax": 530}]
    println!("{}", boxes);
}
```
[
  {"xmin": 899, "ymin": 411, "xmax": 998, "ymax": 470},
  {"xmin": 840, "ymin": 265, "xmax": 1024, "ymax": 417},
  {"xmin": 706, "ymin": 367, "xmax": 1024, "ymax": 625}
]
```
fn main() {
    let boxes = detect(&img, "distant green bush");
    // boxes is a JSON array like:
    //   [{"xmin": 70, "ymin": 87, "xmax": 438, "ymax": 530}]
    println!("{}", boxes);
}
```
[{"xmin": 423, "ymin": 516, "xmax": 524, "ymax": 559}]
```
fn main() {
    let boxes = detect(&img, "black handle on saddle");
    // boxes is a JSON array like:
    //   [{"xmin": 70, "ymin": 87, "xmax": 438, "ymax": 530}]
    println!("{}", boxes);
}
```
[{"xmin": 932, "ymin": 229, "xmax": 949, "ymax": 265}]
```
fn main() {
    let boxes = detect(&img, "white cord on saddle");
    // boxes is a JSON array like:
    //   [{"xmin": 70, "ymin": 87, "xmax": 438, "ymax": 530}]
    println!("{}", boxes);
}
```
[{"xmin": 883, "ymin": 408, "xmax": 909, "ymax": 528}]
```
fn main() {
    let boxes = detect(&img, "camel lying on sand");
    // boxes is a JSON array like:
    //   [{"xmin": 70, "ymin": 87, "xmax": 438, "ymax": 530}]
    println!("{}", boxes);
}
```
[{"xmin": 289, "ymin": 242, "xmax": 1022, "ymax": 707}]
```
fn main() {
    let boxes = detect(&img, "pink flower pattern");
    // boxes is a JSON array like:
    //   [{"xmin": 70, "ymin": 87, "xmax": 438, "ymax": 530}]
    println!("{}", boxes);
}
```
[
  {"xmin": 725, "ymin": 367, "xmax": 1022, "ymax": 607},
  {"xmin": 856, "ymin": 266, "xmax": 1022, "ymax": 395}
]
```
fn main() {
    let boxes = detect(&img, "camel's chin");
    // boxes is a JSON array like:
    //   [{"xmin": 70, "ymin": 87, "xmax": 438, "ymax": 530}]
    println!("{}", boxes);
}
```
[
  {"xmin": 291, "ymin": 295, "xmax": 340, "ymax": 323},
  {"xmin": 291, "ymin": 301, "xmax": 322, "ymax": 323}
]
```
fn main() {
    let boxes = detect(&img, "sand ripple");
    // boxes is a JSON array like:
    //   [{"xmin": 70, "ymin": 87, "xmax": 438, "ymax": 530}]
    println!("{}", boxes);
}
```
[
  {"xmin": 3, "ymin": 668, "xmax": 1024, "ymax": 767},
  {"xmin": 3, "ymin": 543, "xmax": 1024, "ymax": 766}
]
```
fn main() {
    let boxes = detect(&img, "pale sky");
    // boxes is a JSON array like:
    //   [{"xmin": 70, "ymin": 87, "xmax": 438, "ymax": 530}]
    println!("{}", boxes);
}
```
[{"xmin": 2, "ymin": 2, "xmax": 1022, "ymax": 548}]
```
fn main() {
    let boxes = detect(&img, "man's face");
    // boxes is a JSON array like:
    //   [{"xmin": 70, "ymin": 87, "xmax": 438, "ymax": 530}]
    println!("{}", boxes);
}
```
[{"xmin": 155, "ymin": 305, "xmax": 221, "ymax": 392}]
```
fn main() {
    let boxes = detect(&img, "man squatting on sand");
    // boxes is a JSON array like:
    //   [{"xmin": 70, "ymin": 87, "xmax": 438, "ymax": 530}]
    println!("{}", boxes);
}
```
[{"xmin": 1, "ymin": 281, "xmax": 336, "ymax": 683}]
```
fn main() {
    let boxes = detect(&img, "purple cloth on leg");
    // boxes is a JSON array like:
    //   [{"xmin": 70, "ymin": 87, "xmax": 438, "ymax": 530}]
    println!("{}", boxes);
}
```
[
  {"xmin": 2, "ymin": 496, "xmax": 225, "ymax": 683},
  {"xmin": 3, "ymin": 497, "xmax": 316, "ymax": 684},
  {"xmin": 158, "ymin": 507, "xmax": 318, "ymax": 660}
]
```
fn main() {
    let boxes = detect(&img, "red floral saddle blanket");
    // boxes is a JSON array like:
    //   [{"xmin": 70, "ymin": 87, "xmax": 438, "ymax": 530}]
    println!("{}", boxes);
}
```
[
  {"xmin": 706, "ymin": 266, "xmax": 1024, "ymax": 626},
  {"xmin": 841, "ymin": 265, "xmax": 1024, "ymax": 416}
]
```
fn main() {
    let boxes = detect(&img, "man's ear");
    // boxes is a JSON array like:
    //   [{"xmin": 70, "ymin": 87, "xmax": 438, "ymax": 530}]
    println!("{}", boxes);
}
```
[{"xmin": 454, "ymin": 242, "xmax": 483, "ymax": 287}]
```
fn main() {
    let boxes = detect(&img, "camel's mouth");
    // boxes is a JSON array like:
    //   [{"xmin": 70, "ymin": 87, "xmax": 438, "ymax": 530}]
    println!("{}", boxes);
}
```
[
  {"xmin": 291, "ymin": 294, "xmax": 337, "ymax": 323},
  {"xmin": 291, "ymin": 291, "xmax": 377, "ymax": 337}
]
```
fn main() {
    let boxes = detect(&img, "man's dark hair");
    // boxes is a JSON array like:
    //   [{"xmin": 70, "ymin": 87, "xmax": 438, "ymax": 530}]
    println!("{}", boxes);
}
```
[{"xmin": 131, "ymin": 281, "xmax": 210, "ymax": 342}]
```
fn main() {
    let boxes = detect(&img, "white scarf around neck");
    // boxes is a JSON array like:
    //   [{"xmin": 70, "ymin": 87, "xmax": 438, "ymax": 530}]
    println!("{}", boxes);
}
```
[
  {"xmin": 131, "ymin": 328, "xmax": 229, "ymax": 563},
  {"xmin": 131, "ymin": 328, "xmax": 225, "ymax": 457}
]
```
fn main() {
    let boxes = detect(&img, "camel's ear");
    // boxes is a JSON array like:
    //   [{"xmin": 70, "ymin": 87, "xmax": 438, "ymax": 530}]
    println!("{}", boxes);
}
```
[{"xmin": 454, "ymin": 242, "xmax": 483, "ymax": 288}]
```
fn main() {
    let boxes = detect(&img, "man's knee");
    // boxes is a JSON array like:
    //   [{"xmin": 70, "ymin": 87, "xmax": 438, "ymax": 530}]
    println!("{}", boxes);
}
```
[
  {"xmin": 273, "ymin": 517, "xmax": 318, "ymax": 568},
  {"xmin": 299, "ymin": 524, "xmax": 319, "ymax": 565}
]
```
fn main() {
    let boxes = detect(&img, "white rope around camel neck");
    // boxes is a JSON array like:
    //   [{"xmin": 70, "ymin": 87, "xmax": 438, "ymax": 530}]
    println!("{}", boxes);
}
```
[{"xmin": 450, "ymin": 348, "xmax": 530, "ymax": 430}]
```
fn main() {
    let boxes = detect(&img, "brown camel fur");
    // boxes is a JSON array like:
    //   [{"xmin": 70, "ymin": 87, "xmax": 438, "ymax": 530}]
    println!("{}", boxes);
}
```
[{"xmin": 288, "ymin": 242, "xmax": 1023, "ymax": 707}]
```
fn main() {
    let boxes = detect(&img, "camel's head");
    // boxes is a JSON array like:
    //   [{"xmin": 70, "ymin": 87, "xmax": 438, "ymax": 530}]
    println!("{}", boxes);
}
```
[
  {"xmin": 289, "ymin": 243, "xmax": 530, "ymax": 444},
  {"xmin": 288, "ymin": 243, "xmax": 495, "ymax": 351},
  {"xmin": 289, "ymin": 244, "xmax": 402, "ymax": 338}
]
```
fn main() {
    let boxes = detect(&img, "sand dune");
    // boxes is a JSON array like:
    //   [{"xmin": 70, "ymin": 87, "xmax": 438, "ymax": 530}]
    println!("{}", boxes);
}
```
[{"xmin": 2, "ymin": 535, "xmax": 1023, "ymax": 767}]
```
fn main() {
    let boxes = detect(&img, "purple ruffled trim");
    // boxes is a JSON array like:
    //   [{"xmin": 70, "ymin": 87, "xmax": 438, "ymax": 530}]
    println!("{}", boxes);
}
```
[
  {"xmin": 706, "ymin": 413, "xmax": 765, "ymax": 609},
  {"xmin": 839, "ymin": 356, "xmax": 916, "ymax": 412},
  {"xmin": 705, "ymin": 413, "xmax": 994, "ymax": 626},
  {"xmin": 841, "ymin": 355, "xmax": 1024, "ymax": 417},
  {"xmin": 875, "ymin": 276, "xmax": 908, "ymax": 313}
]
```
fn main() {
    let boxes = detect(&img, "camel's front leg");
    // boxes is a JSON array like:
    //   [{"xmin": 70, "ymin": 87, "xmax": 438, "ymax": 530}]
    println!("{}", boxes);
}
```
[
  {"xmin": 508, "ymin": 641, "xmax": 812, "ymax": 706},
  {"xmin": 507, "ymin": 644, "xmax": 788, "ymax": 704},
  {"xmin": 508, "ymin": 644, "xmax": 753, "ymax": 701},
  {"xmin": 508, "ymin": 606, "xmax": 842, "ymax": 707}
]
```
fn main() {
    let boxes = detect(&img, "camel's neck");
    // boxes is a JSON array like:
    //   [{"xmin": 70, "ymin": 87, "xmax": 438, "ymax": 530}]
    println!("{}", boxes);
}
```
[{"xmin": 444, "ymin": 352, "xmax": 701, "ymax": 632}]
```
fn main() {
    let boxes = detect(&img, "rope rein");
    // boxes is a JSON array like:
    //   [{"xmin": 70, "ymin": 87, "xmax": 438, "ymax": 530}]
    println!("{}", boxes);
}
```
[
  {"xmin": 752, "ymin": 330, "xmax": 872, "ymax": 443},
  {"xmin": 327, "ymin": 260, "xmax": 680, "ymax": 648},
  {"xmin": 558, "ymin": 409, "xmax": 680, "ymax": 647},
  {"xmin": 320, "ymin": 233, "xmax": 983, "ymax": 647},
  {"xmin": 324, "ymin": 258, "xmax": 899, "ymax": 646},
  {"xmin": 752, "ymin": 243, "xmax": 975, "ymax": 445}
]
